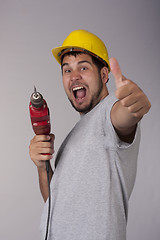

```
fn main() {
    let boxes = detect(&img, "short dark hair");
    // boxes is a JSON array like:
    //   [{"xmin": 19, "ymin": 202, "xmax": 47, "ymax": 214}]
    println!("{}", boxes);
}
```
[{"xmin": 61, "ymin": 51, "xmax": 108, "ymax": 75}]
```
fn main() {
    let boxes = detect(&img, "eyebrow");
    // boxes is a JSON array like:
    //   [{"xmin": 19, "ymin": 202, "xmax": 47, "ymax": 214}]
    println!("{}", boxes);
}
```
[
  {"xmin": 78, "ymin": 60, "xmax": 92, "ymax": 65},
  {"xmin": 61, "ymin": 60, "xmax": 92, "ymax": 69}
]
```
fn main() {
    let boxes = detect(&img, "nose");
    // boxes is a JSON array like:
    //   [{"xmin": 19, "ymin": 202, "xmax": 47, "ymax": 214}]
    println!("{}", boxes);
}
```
[{"xmin": 70, "ymin": 70, "xmax": 81, "ymax": 82}]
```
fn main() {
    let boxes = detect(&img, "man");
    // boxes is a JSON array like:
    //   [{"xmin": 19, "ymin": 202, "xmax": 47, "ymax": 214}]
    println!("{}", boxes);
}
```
[{"xmin": 29, "ymin": 30, "xmax": 151, "ymax": 240}]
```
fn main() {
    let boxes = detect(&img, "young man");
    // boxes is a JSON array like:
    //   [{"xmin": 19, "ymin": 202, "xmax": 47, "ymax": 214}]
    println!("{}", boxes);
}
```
[{"xmin": 29, "ymin": 30, "xmax": 151, "ymax": 240}]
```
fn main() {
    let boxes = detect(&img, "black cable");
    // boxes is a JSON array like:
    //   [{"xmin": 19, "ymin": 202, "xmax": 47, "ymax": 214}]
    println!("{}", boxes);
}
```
[{"xmin": 45, "ymin": 165, "xmax": 51, "ymax": 240}]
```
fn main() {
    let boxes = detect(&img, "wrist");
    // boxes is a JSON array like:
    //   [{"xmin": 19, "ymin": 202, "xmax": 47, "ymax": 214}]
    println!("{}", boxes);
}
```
[
  {"xmin": 37, "ymin": 166, "xmax": 48, "ymax": 176},
  {"xmin": 37, "ymin": 162, "xmax": 53, "ymax": 177}
]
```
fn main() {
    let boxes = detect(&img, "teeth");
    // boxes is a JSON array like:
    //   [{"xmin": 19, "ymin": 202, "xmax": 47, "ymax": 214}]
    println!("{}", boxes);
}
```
[{"xmin": 73, "ymin": 86, "xmax": 84, "ymax": 91}]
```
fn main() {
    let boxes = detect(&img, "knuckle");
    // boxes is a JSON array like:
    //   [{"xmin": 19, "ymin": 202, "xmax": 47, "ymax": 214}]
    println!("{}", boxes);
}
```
[
  {"xmin": 134, "ymin": 112, "xmax": 141, "ymax": 118},
  {"xmin": 127, "ymin": 105, "xmax": 132, "ymax": 112},
  {"xmin": 120, "ymin": 99, "xmax": 127, "ymax": 107}
]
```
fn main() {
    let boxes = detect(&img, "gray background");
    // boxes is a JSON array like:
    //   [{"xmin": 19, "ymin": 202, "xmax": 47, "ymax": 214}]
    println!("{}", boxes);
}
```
[{"xmin": 0, "ymin": 0, "xmax": 160, "ymax": 239}]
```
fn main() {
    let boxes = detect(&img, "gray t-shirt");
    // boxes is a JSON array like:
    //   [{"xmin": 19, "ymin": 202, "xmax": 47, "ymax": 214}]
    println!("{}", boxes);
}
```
[{"xmin": 40, "ymin": 93, "xmax": 140, "ymax": 240}]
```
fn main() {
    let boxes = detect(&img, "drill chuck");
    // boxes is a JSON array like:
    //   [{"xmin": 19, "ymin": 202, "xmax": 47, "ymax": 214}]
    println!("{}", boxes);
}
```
[{"xmin": 30, "ymin": 86, "xmax": 44, "ymax": 108}]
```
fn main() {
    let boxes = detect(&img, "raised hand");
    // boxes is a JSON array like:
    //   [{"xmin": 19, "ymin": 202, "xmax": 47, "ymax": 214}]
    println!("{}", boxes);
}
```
[{"xmin": 110, "ymin": 57, "xmax": 151, "ymax": 120}]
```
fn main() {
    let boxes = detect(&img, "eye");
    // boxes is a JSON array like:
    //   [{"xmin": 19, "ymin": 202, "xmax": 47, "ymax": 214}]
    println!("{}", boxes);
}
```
[
  {"xmin": 81, "ymin": 67, "xmax": 87, "ymax": 71},
  {"xmin": 63, "ymin": 69, "xmax": 71, "ymax": 74}
]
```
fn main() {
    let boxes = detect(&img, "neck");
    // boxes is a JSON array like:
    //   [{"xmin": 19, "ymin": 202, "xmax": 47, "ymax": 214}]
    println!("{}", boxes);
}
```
[{"xmin": 79, "ymin": 87, "xmax": 109, "ymax": 116}]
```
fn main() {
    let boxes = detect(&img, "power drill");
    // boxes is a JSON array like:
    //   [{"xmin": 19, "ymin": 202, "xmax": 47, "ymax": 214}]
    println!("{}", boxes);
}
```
[
  {"xmin": 29, "ymin": 86, "xmax": 51, "ymax": 172},
  {"xmin": 29, "ymin": 86, "xmax": 51, "ymax": 240}
]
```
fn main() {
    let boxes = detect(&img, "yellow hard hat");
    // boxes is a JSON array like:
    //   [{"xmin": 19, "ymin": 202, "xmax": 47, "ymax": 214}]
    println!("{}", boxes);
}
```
[{"xmin": 52, "ymin": 29, "xmax": 110, "ymax": 72}]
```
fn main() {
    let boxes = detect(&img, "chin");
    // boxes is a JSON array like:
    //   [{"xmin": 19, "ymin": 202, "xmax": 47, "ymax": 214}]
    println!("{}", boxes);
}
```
[{"xmin": 70, "ymin": 99, "xmax": 95, "ymax": 114}]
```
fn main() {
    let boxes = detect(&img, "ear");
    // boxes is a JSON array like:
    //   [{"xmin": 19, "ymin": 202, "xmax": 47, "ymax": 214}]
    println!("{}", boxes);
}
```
[{"xmin": 100, "ymin": 67, "xmax": 109, "ymax": 84}]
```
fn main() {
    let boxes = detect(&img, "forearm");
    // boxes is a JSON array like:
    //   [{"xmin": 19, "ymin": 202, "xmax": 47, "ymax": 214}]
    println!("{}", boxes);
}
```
[
  {"xmin": 38, "ymin": 163, "xmax": 53, "ymax": 202},
  {"xmin": 111, "ymin": 101, "xmax": 141, "ymax": 143},
  {"xmin": 112, "ymin": 101, "xmax": 141, "ymax": 132}
]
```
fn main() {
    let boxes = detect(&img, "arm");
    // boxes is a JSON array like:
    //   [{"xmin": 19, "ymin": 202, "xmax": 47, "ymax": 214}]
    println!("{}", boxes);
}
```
[
  {"xmin": 38, "ymin": 164, "xmax": 53, "ymax": 202},
  {"xmin": 29, "ymin": 134, "xmax": 55, "ymax": 202},
  {"xmin": 110, "ymin": 58, "xmax": 151, "ymax": 143}
]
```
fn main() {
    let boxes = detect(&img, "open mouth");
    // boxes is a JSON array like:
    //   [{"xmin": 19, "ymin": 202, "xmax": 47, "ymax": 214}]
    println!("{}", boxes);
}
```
[{"xmin": 72, "ymin": 86, "xmax": 87, "ymax": 100}]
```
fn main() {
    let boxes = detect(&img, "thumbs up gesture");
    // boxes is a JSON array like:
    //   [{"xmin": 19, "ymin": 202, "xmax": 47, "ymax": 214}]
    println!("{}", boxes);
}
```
[{"xmin": 110, "ymin": 57, "xmax": 151, "ymax": 140}]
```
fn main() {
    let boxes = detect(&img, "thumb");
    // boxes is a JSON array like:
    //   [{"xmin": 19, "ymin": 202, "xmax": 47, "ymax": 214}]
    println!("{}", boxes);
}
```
[{"xmin": 109, "ymin": 57, "xmax": 126, "ymax": 89}]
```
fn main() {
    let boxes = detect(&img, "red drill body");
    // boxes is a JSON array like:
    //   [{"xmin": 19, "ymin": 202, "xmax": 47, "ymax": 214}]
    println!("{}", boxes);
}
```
[
  {"xmin": 29, "ymin": 99, "xmax": 50, "ymax": 135},
  {"xmin": 29, "ymin": 87, "xmax": 51, "ymax": 136}
]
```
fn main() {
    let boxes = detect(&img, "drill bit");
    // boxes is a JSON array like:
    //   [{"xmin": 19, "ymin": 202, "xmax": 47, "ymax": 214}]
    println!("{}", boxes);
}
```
[{"xmin": 34, "ymin": 86, "xmax": 38, "ymax": 98}]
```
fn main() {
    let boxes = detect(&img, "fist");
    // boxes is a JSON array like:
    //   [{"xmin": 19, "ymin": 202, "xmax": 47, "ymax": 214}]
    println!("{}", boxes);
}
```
[{"xmin": 29, "ymin": 134, "xmax": 55, "ymax": 170}]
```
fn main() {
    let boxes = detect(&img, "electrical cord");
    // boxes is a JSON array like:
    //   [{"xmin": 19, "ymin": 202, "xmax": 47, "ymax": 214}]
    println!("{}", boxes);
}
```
[{"xmin": 45, "ymin": 165, "xmax": 51, "ymax": 240}]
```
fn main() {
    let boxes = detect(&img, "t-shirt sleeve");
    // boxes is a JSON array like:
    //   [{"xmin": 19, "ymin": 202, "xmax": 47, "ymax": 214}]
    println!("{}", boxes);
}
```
[{"xmin": 103, "ymin": 93, "xmax": 141, "ymax": 198}]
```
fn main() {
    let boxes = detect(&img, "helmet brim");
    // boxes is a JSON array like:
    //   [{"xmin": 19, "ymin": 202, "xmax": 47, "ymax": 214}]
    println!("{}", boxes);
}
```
[
  {"xmin": 52, "ymin": 45, "xmax": 83, "ymax": 65},
  {"xmin": 52, "ymin": 45, "xmax": 110, "ymax": 72}
]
